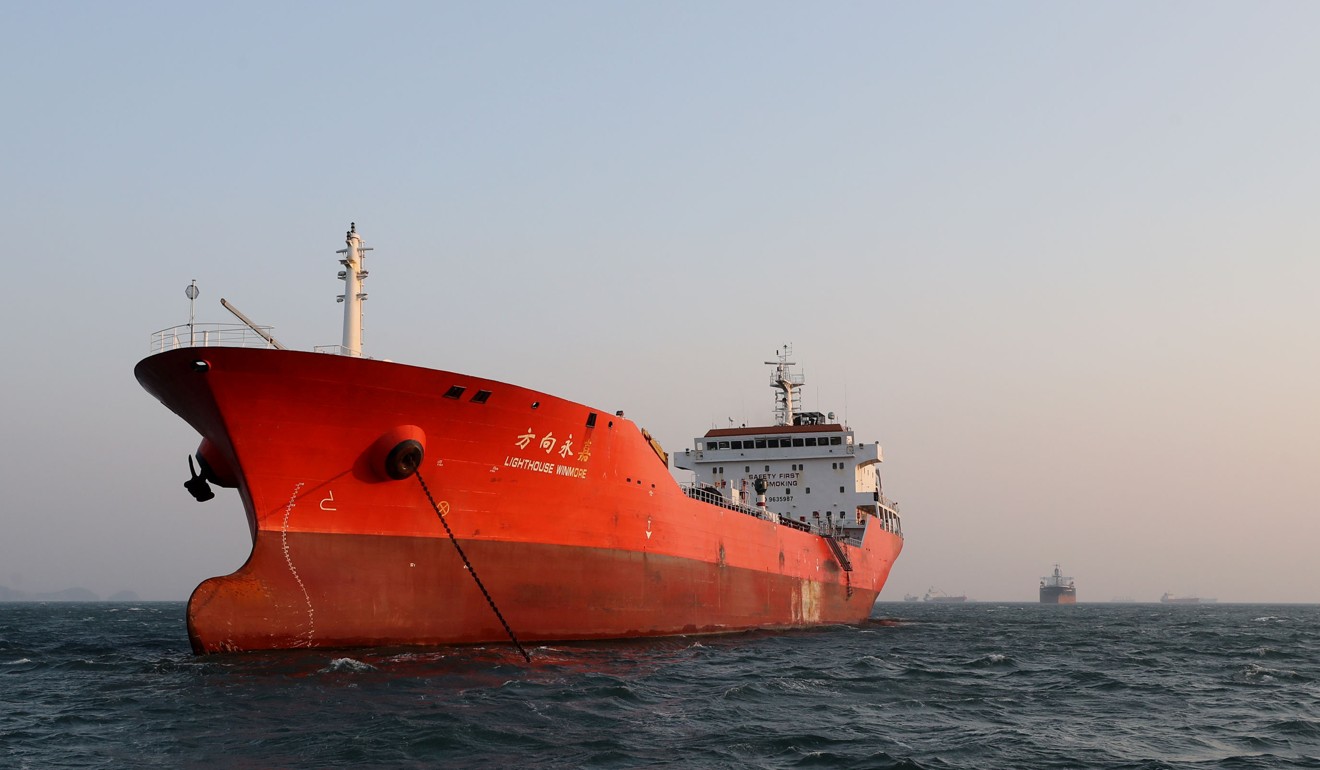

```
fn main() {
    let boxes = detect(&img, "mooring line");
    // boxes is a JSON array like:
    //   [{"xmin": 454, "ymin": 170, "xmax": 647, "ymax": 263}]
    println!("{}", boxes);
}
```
[{"xmin": 414, "ymin": 469, "xmax": 531, "ymax": 662}]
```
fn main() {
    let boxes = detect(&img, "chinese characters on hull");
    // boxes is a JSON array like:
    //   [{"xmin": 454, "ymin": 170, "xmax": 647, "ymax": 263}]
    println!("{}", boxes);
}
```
[{"xmin": 506, "ymin": 428, "xmax": 592, "ymax": 480}]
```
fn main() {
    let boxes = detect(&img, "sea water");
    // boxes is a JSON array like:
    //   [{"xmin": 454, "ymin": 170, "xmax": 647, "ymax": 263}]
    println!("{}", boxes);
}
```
[{"xmin": 2, "ymin": 602, "xmax": 1318, "ymax": 768}]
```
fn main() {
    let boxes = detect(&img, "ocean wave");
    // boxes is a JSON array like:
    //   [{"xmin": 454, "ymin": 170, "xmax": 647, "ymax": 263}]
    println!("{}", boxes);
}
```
[
  {"xmin": 319, "ymin": 657, "xmax": 378, "ymax": 673},
  {"xmin": 1241, "ymin": 663, "xmax": 1308, "ymax": 682},
  {"xmin": 1246, "ymin": 646, "xmax": 1290, "ymax": 658},
  {"xmin": 6, "ymin": 601, "xmax": 1320, "ymax": 769},
  {"xmin": 1265, "ymin": 718, "xmax": 1320, "ymax": 738},
  {"xmin": 964, "ymin": 652, "xmax": 1014, "ymax": 668}
]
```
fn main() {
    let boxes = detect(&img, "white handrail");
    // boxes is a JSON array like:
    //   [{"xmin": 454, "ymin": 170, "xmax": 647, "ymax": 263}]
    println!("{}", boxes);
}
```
[{"xmin": 148, "ymin": 323, "xmax": 279, "ymax": 354}]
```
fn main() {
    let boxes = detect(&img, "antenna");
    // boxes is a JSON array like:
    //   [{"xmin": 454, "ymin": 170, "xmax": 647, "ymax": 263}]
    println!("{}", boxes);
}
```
[
  {"xmin": 185, "ymin": 280, "xmax": 199, "ymax": 346},
  {"xmin": 843, "ymin": 361, "xmax": 849, "ymax": 428}
]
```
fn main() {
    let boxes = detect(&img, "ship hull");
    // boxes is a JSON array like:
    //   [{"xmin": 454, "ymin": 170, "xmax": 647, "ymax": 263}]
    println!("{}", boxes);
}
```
[
  {"xmin": 189, "ymin": 530, "xmax": 880, "ymax": 652},
  {"xmin": 138, "ymin": 347, "xmax": 902, "ymax": 653},
  {"xmin": 1039, "ymin": 587, "xmax": 1077, "ymax": 605}
]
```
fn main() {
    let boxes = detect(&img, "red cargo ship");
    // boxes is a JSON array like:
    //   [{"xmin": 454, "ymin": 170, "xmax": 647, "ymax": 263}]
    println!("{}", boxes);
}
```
[{"xmin": 136, "ymin": 225, "xmax": 905, "ymax": 654}]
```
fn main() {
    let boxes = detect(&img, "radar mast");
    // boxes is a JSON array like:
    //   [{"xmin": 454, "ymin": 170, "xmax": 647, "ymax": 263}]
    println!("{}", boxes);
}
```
[
  {"xmin": 335, "ymin": 223, "xmax": 373, "ymax": 357},
  {"xmin": 766, "ymin": 345, "xmax": 805, "ymax": 426}
]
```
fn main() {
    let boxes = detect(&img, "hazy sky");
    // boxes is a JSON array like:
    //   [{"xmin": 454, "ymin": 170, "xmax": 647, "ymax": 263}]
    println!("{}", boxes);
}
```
[{"xmin": 2, "ymin": 2, "xmax": 1316, "ymax": 602}]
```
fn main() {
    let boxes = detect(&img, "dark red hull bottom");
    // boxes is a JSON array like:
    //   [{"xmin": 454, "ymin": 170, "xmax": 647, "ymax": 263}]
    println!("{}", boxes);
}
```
[{"xmin": 188, "ymin": 531, "xmax": 877, "ymax": 653}]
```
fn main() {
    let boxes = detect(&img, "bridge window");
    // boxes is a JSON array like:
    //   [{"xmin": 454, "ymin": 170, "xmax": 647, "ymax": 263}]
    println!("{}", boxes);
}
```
[
  {"xmin": 805, "ymin": 437, "xmax": 817, "ymax": 446},
  {"xmin": 718, "ymin": 441, "xmax": 729, "ymax": 448},
  {"xmin": 471, "ymin": 389, "xmax": 492, "ymax": 403},
  {"xmin": 706, "ymin": 441, "xmax": 718, "ymax": 450},
  {"xmin": 768, "ymin": 439, "xmax": 780, "ymax": 448},
  {"xmin": 755, "ymin": 439, "xmax": 766, "ymax": 448},
  {"xmin": 731, "ymin": 441, "xmax": 742, "ymax": 449},
  {"xmin": 830, "ymin": 436, "xmax": 842, "ymax": 445},
  {"xmin": 840, "ymin": 486, "xmax": 845, "ymax": 493},
  {"xmin": 792, "ymin": 438, "xmax": 805, "ymax": 447},
  {"xmin": 444, "ymin": 385, "xmax": 466, "ymax": 399}
]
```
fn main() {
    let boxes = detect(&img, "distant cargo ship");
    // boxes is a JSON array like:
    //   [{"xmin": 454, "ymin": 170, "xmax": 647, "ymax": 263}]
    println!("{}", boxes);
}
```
[
  {"xmin": 1160, "ymin": 593, "xmax": 1200, "ymax": 604},
  {"xmin": 1039, "ymin": 564, "xmax": 1076, "ymax": 604},
  {"xmin": 924, "ymin": 588, "xmax": 967, "ymax": 603}
]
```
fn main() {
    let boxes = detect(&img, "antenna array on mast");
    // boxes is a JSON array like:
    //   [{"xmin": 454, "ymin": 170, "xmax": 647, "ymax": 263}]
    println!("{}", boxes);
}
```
[
  {"xmin": 335, "ymin": 222, "xmax": 373, "ymax": 357},
  {"xmin": 766, "ymin": 344, "xmax": 804, "ymax": 426}
]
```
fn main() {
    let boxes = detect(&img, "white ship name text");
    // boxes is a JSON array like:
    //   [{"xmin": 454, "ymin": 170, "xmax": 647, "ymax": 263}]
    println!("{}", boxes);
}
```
[{"xmin": 503, "ymin": 455, "xmax": 588, "ymax": 480}]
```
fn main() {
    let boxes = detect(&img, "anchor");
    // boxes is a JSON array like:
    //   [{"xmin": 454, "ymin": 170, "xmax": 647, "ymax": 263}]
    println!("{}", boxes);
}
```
[{"xmin": 184, "ymin": 455, "xmax": 215, "ymax": 502}]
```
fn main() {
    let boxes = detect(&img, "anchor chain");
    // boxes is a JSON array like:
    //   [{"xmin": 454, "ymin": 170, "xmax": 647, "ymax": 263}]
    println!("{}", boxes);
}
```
[{"xmin": 414, "ymin": 469, "xmax": 531, "ymax": 662}]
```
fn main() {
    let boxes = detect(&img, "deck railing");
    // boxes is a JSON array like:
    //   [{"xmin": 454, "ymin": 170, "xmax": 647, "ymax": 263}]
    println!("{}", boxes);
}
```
[
  {"xmin": 677, "ymin": 484, "xmax": 887, "ymax": 545},
  {"xmin": 680, "ymin": 483, "xmax": 815, "ymax": 535},
  {"xmin": 148, "ymin": 323, "xmax": 279, "ymax": 354}
]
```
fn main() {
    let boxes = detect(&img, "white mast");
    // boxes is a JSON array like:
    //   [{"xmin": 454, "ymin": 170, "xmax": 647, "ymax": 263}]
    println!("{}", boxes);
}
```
[
  {"xmin": 335, "ymin": 222, "xmax": 372, "ymax": 357},
  {"xmin": 766, "ymin": 345, "xmax": 804, "ymax": 426}
]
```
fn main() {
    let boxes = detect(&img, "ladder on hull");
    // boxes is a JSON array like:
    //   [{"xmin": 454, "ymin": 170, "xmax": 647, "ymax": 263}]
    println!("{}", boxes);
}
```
[
  {"xmin": 824, "ymin": 537, "xmax": 854, "ymax": 598},
  {"xmin": 825, "ymin": 537, "xmax": 853, "ymax": 572}
]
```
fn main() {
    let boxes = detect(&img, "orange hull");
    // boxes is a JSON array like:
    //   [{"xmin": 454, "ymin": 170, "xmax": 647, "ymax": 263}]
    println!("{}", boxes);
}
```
[{"xmin": 136, "ymin": 347, "xmax": 903, "ymax": 653}]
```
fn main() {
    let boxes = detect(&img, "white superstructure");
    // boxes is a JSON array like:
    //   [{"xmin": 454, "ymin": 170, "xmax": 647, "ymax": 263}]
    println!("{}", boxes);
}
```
[{"xmin": 673, "ymin": 348, "xmax": 903, "ymax": 543}]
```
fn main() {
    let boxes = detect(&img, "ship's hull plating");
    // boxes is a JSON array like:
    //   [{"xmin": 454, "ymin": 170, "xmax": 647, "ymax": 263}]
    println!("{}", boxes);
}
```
[
  {"xmin": 1039, "ymin": 587, "xmax": 1077, "ymax": 605},
  {"xmin": 137, "ymin": 348, "xmax": 903, "ymax": 653},
  {"xmin": 189, "ymin": 531, "xmax": 877, "ymax": 652}
]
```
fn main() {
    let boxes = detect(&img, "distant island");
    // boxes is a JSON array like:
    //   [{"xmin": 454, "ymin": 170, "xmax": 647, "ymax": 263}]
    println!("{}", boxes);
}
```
[{"xmin": 0, "ymin": 586, "xmax": 140, "ymax": 602}]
